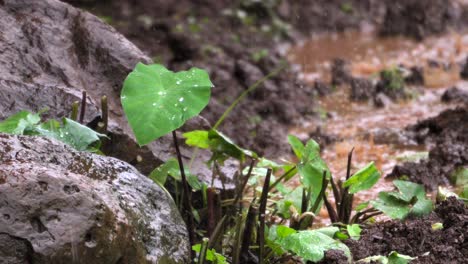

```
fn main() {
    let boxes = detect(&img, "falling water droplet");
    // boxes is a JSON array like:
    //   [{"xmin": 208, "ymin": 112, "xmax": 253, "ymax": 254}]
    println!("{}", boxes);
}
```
[{"xmin": 179, "ymin": 97, "xmax": 184, "ymax": 102}]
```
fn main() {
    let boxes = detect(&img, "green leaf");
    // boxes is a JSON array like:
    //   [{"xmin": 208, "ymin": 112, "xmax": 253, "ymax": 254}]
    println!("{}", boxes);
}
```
[
  {"xmin": 371, "ymin": 192, "xmax": 410, "ymax": 219},
  {"xmin": 0, "ymin": 110, "xmax": 40, "ymax": 134},
  {"xmin": 390, "ymin": 180, "xmax": 426, "ymax": 202},
  {"xmin": 357, "ymin": 251, "xmax": 415, "ymax": 264},
  {"xmin": 207, "ymin": 129, "xmax": 257, "ymax": 162},
  {"xmin": 121, "ymin": 63, "xmax": 213, "ymax": 145},
  {"xmin": 183, "ymin": 130, "xmax": 210, "ymax": 149},
  {"xmin": 451, "ymin": 167, "xmax": 468, "ymax": 186},
  {"xmin": 295, "ymin": 138, "xmax": 330, "ymax": 213},
  {"xmin": 431, "ymin": 222, "xmax": 443, "ymax": 230},
  {"xmin": 276, "ymin": 188, "xmax": 303, "ymax": 218},
  {"xmin": 273, "ymin": 227, "xmax": 351, "ymax": 262},
  {"xmin": 37, "ymin": 118, "xmax": 104, "ymax": 151},
  {"xmin": 183, "ymin": 129, "xmax": 257, "ymax": 163},
  {"xmin": 355, "ymin": 201, "xmax": 370, "ymax": 212},
  {"xmin": 343, "ymin": 162, "xmax": 381, "ymax": 194},
  {"xmin": 387, "ymin": 251, "xmax": 415, "ymax": 264},
  {"xmin": 346, "ymin": 224, "xmax": 362, "ymax": 240},
  {"xmin": 315, "ymin": 226, "xmax": 339, "ymax": 238},
  {"xmin": 410, "ymin": 197, "xmax": 433, "ymax": 217},
  {"xmin": 149, "ymin": 158, "xmax": 179, "ymax": 185},
  {"xmin": 288, "ymin": 135, "xmax": 305, "ymax": 159}
]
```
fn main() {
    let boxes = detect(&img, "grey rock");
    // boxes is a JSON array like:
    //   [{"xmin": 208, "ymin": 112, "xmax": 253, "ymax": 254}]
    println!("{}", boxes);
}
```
[
  {"xmin": 0, "ymin": 0, "xmax": 235, "ymax": 189},
  {"xmin": 0, "ymin": 133, "xmax": 190, "ymax": 263}
]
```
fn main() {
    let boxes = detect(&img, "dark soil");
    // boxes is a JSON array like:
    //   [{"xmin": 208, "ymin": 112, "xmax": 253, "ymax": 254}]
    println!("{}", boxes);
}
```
[
  {"xmin": 388, "ymin": 107, "xmax": 468, "ymax": 190},
  {"xmin": 344, "ymin": 197, "xmax": 468, "ymax": 263}
]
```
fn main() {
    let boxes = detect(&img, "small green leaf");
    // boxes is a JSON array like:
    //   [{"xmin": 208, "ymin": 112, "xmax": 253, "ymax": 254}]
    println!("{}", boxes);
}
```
[
  {"xmin": 274, "ymin": 227, "xmax": 351, "ymax": 262},
  {"xmin": 387, "ymin": 251, "xmax": 415, "ymax": 264},
  {"xmin": 346, "ymin": 224, "xmax": 362, "ymax": 240},
  {"xmin": 121, "ymin": 63, "xmax": 213, "ymax": 145},
  {"xmin": 431, "ymin": 222, "xmax": 443, "ymax": 230},
  {"xmin": 37, "ymin": 118, "xmax": 104, "ymax": 151},
  {"xmin": 371, "ymin": 192, "xmax": 410, "ymax": 219},
  {"xmin": 288, "ymin": 135, "xmax": 305, "ymax": 159},
  {"xmin": 410, "ymin": 197, "xmax": 433, "ymax": 217},
  {"xmin": 390, "ymin": 180, "xmax": 426, "ymax": 202},
  {"xmin": 0, "ymin": 111, "xmax": 40, "ymax": 134},
  {"xmin": 183, "ymin": 130, "xmax": 210, "ymax": 149},
  {"xmin": 183, "ymin": 129, "xmax": 257, "ymax": 163},
  {"xmin": 355, "ymin": 201, "xmax": 370, "ymax": 212},
  {"xmin": 315, "ymin": 226, "xmax": 339, "ymax": 238},
  {"xmin": 343, "ymin": 162, "xmax": 381, "ymax": 194},
  {"xmin": 149, "ymin": 158, "xmax": 179, "ymax": 185}
]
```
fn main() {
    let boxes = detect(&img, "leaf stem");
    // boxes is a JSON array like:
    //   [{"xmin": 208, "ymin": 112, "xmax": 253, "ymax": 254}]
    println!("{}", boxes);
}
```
[
  {"xmin": 79, "ymin": 91, "xmax": 87, "ymax": 124},
  {"xmin": 213, "ymin": 62, "xmax": 287, "ymax": 129},
  {"xmin": 172, "ymin": 130, "xmax": 195, "ymax": 250}
]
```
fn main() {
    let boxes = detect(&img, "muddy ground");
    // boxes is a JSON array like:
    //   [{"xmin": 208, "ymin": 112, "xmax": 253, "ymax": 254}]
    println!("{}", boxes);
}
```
[{"xmin": 63, "ymin": 0, "xmax": 466, "ymax": 157}]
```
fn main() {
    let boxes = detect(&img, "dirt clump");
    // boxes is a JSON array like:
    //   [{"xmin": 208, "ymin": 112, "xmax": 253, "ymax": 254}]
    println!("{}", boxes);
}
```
[
  {"xmin": 441, "ymin": 86, "xmax": 468, "ymax": 105},
  {"xmin": 388, "ymin": 107, "xmax": 468, "ymax": 189},
  {"xmin": 379, "ymin": 0, "xmax": 456, "ymax": 40},
  {"xmin": 344, "ymin": 197, "xmax": 467, "ymax": 263}
]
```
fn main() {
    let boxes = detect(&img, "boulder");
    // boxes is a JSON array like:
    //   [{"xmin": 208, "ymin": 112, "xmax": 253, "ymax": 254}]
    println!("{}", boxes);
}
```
[
  {"xmin": 0, "ymin": 133, "xmax": 190, "ymax": 263},
  {"xmin": 0, "ymin": 0, "xmax": 235, "ymax": 188}
]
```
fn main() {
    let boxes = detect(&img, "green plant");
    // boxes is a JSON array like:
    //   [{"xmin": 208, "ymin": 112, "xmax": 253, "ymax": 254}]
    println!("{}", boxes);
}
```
[
  {"xmin": 380, "ymin": 68, "xmax": 405, "ymax": 91},
  {"xmin": 340, "ymin": 3, "xmax": 354, "ymax": 14},
  {"xmin": 121, "ymin": 62, "xmax": 214, "ymax": 249},
  {"xmin": 0, "ymin": 110, "xmax": 105, "ymax": 152},
  {"xmin": 267, "ymin": 225, "xmax": 351, "ymax": 262},
  {"xmin": 371, "ymin": 180, "xmax": 433, "ymax": 219},
  {"xmin": 357, "ymin": 251, "xmax": 416, "ymax": 264}
]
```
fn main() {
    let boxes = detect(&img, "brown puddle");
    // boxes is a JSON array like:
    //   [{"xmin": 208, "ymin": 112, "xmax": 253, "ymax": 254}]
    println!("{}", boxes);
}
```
[{"xmin": 286, "ymin": 30, "xmax": 468, "ymax": 224}]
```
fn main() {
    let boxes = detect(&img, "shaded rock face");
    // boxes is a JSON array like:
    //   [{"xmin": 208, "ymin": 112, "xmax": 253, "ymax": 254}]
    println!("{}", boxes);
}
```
[
  {"xmin": 0, "ymin": 134, "xmax": 190, "ymax": 263},
  {"xmin": 0, "ymin": 0, "xmax": 234, "ymax": 189}
]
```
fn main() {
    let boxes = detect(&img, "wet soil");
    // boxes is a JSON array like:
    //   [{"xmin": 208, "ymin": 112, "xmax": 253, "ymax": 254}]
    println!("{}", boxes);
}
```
[
  {"xmin": 388, "ymin": 106, "xmax": 468, "ymax": 190},
  {"xmin": 344, "ymin": 197, "xmax": 468, "ymax": 263}
]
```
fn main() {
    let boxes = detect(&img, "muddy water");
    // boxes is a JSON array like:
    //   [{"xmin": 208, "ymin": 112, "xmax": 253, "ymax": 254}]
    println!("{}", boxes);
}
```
[{"xmin": 287, "ymin": 30, "xmax": 468, "ymax": 221}]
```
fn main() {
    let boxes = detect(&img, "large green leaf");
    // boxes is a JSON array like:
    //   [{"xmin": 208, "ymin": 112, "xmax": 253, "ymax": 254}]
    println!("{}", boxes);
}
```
[
  {"xmin": 271, "ymin": 225, "xmax": 350, "ymax": 262},
  {"xmin": 343, "ymin": 162, "xmax": 381, "ymax": 194},
  {"xmin": 121, "ymin": 63, "xmax": 213, "ymax": 145},
  {"xmin": 0, "ymin": 111, "xmax": 40, "ymax": 134}
]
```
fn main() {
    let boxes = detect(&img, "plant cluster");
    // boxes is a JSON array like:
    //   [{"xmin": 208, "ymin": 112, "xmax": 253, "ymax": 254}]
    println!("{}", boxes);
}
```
[{"xmin": 0, "ymin": 62, "xmax": 459, "ymax": 264}]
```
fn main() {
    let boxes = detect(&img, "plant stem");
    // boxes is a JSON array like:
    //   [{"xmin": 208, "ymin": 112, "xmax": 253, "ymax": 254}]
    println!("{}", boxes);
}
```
[
  {"xmin": 233, "ymin": 159, "xmax": 255, "ymax": 206},
  {"xmin": 71, "ymin": 101, "xmax": 79, "ymax": 121},
  {"xmin": 268, "ymin": 166, "xmax": 296, "ymax": 192},
  {"xmin": 198, "ymin": 238, "xmax": 209, "ymax": 264},
  {"xmin": 323, "ymin": 191, "xmax": 338, "ymax": 223},
  {"xmin": 258, "ymin": 169, "xmax": 272, "ymax": 264},
  {"xmin": 100, "ymin": 95, "xmax": 108, "ymax": 133},
  {"xmin": 172, "ymin": 130, "xmax": 195, "ymax": 249},
  {"xmin": 79, "ymin": 91, "xmax": 87, "ymax": 124},
  {"xmin": 213, "ymin": 62, "xmax": 287, "ymax": 129},
  {"xmin": 339, "ymin": 148, "xmax": 354, "ymax": 222},
  {"xmin": 207, "ymin": 187, "xmax": 221, "ymax": 237},
  {"xmin": 241, "ymin": 203, "xmax": 258, "ymax": 261},
  {"xmin": 208, "ymin": 215, "xmax": 227, "ymax": 251}
]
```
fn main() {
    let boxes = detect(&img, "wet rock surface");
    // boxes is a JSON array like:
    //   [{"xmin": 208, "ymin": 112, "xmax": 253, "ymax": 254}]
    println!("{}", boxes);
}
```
[
  {"xmin": 0, "ymin": 134, "xmax": 190, "ymax": 263},
  {"xmin": 0, "ymin": 0, "xmax": 235, "ymax": 189},
  {"xmin": 441, "ymin": 86, "xmax": 468, "ymax": 105},
  {"xmin": 343, "ymin": 197, "xmax": 468, "ymax": 263},
  {"xmin": 388, "ymin": 107, "xmax": 468, "ymax": 189}
]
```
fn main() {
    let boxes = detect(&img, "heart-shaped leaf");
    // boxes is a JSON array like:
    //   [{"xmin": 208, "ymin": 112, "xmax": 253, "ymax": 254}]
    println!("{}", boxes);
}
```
[{"xmin": 121, "ymin": 63, "xmax": 213, "ymax": 145}]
